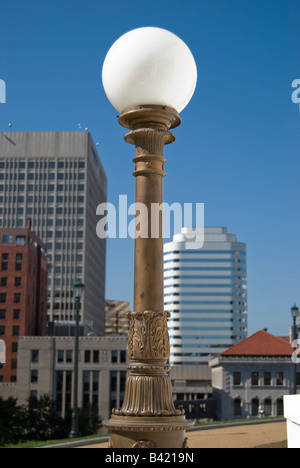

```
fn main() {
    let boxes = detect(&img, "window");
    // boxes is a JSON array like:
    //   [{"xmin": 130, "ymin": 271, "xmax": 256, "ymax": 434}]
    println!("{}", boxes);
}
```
[
  {"xmin": 251, "ymin": 398, "xmax": 259, "ymax": 417},
  {"xmin": 31, "ymin": 370, "xmax": 38, "ymax": 383},
  {"xmin": 16, "ymin": 236, "xmax": 25, "ymax": 246},
  {"xmin": 31, "ymin": 350, "xmax": 39, "ymax": 363},
  {"xmin": 1, "ymin": 254, "xmax": 8, "ymax": 271},
  {"xmin": 276, "ymin": 372, "xmax": 284, "ymax": 386},
  {"xmin": 15, "ymin": 254, "xmax": 23, "ymax": 271},
  {"xmin": 264, "ymin": 398, "xmax": 272, "ymax": 416},
  {"xmin": 12, "ymin": 342, "xmax": 18, "ymax": 353},
  {"xmin": 120, "ymin": 371, "xmax": 127, "ymax": 407},
  {"xmin": 84, "ymin": 350, "xmax": 91, "ymax": 363},
  {"xmin": 57, "ymin": 350, "xmax": 64, "ymax": 363},
  {"xmin": 15, "ymin": 277, "xmax": 22, "ymax": 287},
  {"xmin": 14, "ymin": 293, "xmax": 21, "ymax": 304},
  {"xmin": 251, "ymin": 372, "xmax": 259, "ymax": 386},
  {"xmin": 83, "ymin": 371, "xmax": 90, "ymax": 407},
  {"xmin": 277, "ymin": 398, "xmax": 284, "ymax": 416},
  {"xmin": 0, "ymin": 278, "xmax": 7, "ymax": 287},
  {"xmin": 2, "ymin": 236, "xmax": 12, "ymax": 244},
  {"xmin": 233, "ymin": 372, "xmax": 241, "ymax": 386},
  {"xmin": 66, "ymin": 350, "xmax": 73, "ymax": 363},
  {"xmin": 12, "ymin": 326, "xmax": 19, "ymax": 337},
  {"xmin": 0, "ymin": 326, "xmax": 5, "ymax": 336},
  {"xmin": 0, "ymin": 310, "xmax": 5, "ymax": 320},
  {"xmin": 234, "ymin": 398, "xmax": 242, "ymax": 416},
  {"xmin": 93, "ymin": 350, "xmax": 99, "ymax": 363},
  {"xmin": 120, "ymin": 350, "xmax": 126, "ymax": 363},
  {"xmin": 110, "ymin": 371, "xmax": 117, "ymax": 413},
  {"xmin": 13, "ymin": 310, "xmax": 20, "ymax": 320},
  {"xmin": 112, "ymin": 350, "xmax": 118, "ymax": 363},
  {"xmin": 264, "ymin": 372, "xmax": 271, "ymax": 386},
  {"xmin": 0, "ymin": 293, "xmax": 6, "ymax": 304},
  {"xmin": 11, "ymin": 359, "xmax": 17, "ymax": 370}
]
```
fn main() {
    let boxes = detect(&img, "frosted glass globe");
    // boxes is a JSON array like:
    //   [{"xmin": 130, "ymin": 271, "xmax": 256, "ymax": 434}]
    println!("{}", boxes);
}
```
[{"xmin": 102, "ymin": 27, "xmax": 197, "ymax": 114}]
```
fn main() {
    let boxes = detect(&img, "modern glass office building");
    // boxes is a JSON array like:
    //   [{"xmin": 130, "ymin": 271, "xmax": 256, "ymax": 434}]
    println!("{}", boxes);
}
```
[
  {"xmin": 164, "ymin": 227, "xmax": 248, "ymax": 364},
  {"xmin": 0, "ymin": 132, "xmax": 107, "ymax": 335}
]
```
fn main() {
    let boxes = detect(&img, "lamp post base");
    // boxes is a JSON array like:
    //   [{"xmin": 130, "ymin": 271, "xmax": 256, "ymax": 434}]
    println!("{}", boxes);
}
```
[{"xmin": 104, "ymin": 415, "xmax": 193, "ymax": 449}]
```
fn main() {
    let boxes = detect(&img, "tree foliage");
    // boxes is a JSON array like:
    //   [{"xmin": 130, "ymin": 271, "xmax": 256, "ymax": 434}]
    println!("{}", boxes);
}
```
[{"xmin": 0, "ymin": 395, "xmax": 102, "ymax": 446}]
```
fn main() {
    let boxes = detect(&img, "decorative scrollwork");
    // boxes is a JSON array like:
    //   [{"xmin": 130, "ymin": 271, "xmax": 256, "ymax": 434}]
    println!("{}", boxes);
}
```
[
  {"xmin": 127, "ymin": 311, "xmax": 170, "ymax": 361},
  {"xmin": 132, "ymin": 440, "xmax": 159, "ymax": 448}
]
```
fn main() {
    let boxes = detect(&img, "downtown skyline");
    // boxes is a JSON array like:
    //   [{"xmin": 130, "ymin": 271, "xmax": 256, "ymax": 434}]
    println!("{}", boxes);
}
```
[{"xmin": 0, "ymin": 0, "xmax": 299, "ymax": 336}]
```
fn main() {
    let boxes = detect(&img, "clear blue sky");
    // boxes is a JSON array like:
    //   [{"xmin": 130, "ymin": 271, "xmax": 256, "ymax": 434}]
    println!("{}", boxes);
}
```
[{"xmin": 0, "ymin": 0, "xmax": 299, "ymax": 336}]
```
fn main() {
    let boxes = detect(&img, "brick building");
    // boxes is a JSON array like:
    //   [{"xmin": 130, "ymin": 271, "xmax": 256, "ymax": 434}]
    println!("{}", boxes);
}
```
[{"xmin": 0, "ymin": 224, "xmax": 48, "ymax": 382}]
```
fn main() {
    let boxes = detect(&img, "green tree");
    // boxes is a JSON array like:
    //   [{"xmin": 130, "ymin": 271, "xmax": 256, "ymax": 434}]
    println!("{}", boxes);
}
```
[
  {"xmin": 25, "ymin": 395, "xmax": 65, "ymax": 441},
  {"xmin": 0, "ymin": 397, "xmax": 27, "ymax": 445}
]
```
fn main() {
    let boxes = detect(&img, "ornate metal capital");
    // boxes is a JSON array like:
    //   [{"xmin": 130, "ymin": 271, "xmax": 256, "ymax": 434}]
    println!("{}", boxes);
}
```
[{"xmin": 127, "ymin": 310, "xmax": 170, "ymax": 362}]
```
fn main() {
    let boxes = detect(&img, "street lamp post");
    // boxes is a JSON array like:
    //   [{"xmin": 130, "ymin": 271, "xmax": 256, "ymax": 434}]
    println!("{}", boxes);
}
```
[
  {"xmin": 102, "ymin": 27, "xmax": 197, "ymax": 449},
  {"xmin": 69, "ymin": 280, "xmax": 84, "ymax": 439},
  {"xmin": 291, "ymin": 304, "xmax": 299, "ymax": 395}
]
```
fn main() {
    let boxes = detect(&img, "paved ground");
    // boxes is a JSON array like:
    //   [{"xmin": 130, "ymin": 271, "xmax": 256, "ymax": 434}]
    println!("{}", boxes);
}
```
[{"xmin": 79, "ymin": 421, "xmax": 287, "ymax": 449}]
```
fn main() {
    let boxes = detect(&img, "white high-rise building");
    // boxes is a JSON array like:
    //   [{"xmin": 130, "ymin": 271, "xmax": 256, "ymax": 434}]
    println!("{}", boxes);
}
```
[{"xmin": 164, "ymin": 227, "xmax": 248, "ymax": 364}]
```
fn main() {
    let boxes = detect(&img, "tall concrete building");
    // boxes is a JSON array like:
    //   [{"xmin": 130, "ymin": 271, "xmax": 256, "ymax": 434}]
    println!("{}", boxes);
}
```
[
  {"xmin": 105, "ymin": 300, "xmax": 131, "ymax": 336},
  {"xmin": 164, "ymin": 227, "xmax": 248, "ymax": 365},
  {"xmin": 0, "ymin": 132, "xmax": 107, "ymax": 335}
]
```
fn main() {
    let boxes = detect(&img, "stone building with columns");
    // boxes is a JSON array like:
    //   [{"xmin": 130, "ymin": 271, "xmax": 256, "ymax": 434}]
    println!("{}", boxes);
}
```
[
  {"xmin": 0, "ymin": 335, "xmax": 213, "ymax": 422},
  {"xmin": 209, "ymin": 329, "xmax": 298, "ymax": 420}
]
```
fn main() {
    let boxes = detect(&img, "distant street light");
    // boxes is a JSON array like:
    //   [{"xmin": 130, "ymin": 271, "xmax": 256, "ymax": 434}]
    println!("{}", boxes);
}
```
[
  {"xmin": 69, "ymin": 280, "xmax": 84, "ymax": 439},
  {"xmin": 291, "ymin": 304, "xmax": 299, "ymax": 395},
  {"xmin": 102, "ymin": 27, "xmax": 197, "ymax": 449}
]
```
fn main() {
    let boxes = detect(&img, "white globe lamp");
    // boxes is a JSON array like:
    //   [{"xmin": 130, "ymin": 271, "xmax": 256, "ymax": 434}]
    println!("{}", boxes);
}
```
[{"xmin": 102, "ymin": 27, "xmax": 197, "ymax": 115}]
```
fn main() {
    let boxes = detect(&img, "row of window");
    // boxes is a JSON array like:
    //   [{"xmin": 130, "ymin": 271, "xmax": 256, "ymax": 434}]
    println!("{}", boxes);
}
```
[
  {"xmin": 165, "ymin": 250, "xmax": 246, "ymax": 256},
  {"xmin": 166, "ymin": 276, "xmax": 247, "ymax": 280},
  {"xmin": 1, "ymin": 253, "xmax": 23, "ymax": 272},
  {"xmin": 166, "ymin": 309, "xmax": 244, "ymax": 314},
  {"xmin": 0, "ymin": 277, "xmax": 22, "ymax": 287},
  {"xmin": 1, "ymin": 235, "xmax": 26, "ymax": 245},
  {"xmin": 0, "ymin": 309, "xmax": 21, "ymax": 320},
  {"xmin": 165, "ymin": 267, "xmax": 247, "ymax": 272},
  {"xmin": 0, "ymin": 205, "xmax": 84, "ymax": 216},
  {"xmin": 0, "ymin": 184, "xmax": 85, "ymax": 193},
  {"xmin": 0, "ymin": 325, "xmax": 20, "ymax": 337},
  {"xmin": 164, "ymin": 259, "xmax": 246, "ymax": 264},
  {"xmin": 34, "ymin": 230, "xmax": 83, "ymax": 239},
  {"xmin": 0, "ymin": 195, "xmax": 85, "ymax": 204},
  {"xmin": 0, "ymin": 173, "xmax": 85, "ymax": 181},
  {"xmin": 0, "ymin": 160, "xmax": 85, "ymax": 170},
  {"xmin": 233, "ymin": 371, "xmax": 285, "ymax": 387},
  {"xmin": 165, "ymin": 292, "xmax": 243, "ymax": 297},
  {"xmin": 0, "ymin": 293, "xmax": 22, "ymax": 304},
  {"xmin": 47, "ymin": 242, "xmax": 83, "ymax": 252},
  {"xmin": 234, "ymin": 397, "xmax": 284, "ymax": 417},
  {"xmin": 29, "ymin": 349, "xmax": 127, "ymax": 365},
  {"xmin": 166, "ymin": 301, "xmax": 246, "ymax": 306}
]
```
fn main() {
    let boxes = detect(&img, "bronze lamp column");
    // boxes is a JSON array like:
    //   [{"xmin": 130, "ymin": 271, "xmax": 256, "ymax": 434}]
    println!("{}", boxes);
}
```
[{"xmin": 102, "ymin": 27, "xmax": 197, "ymax": 449}]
